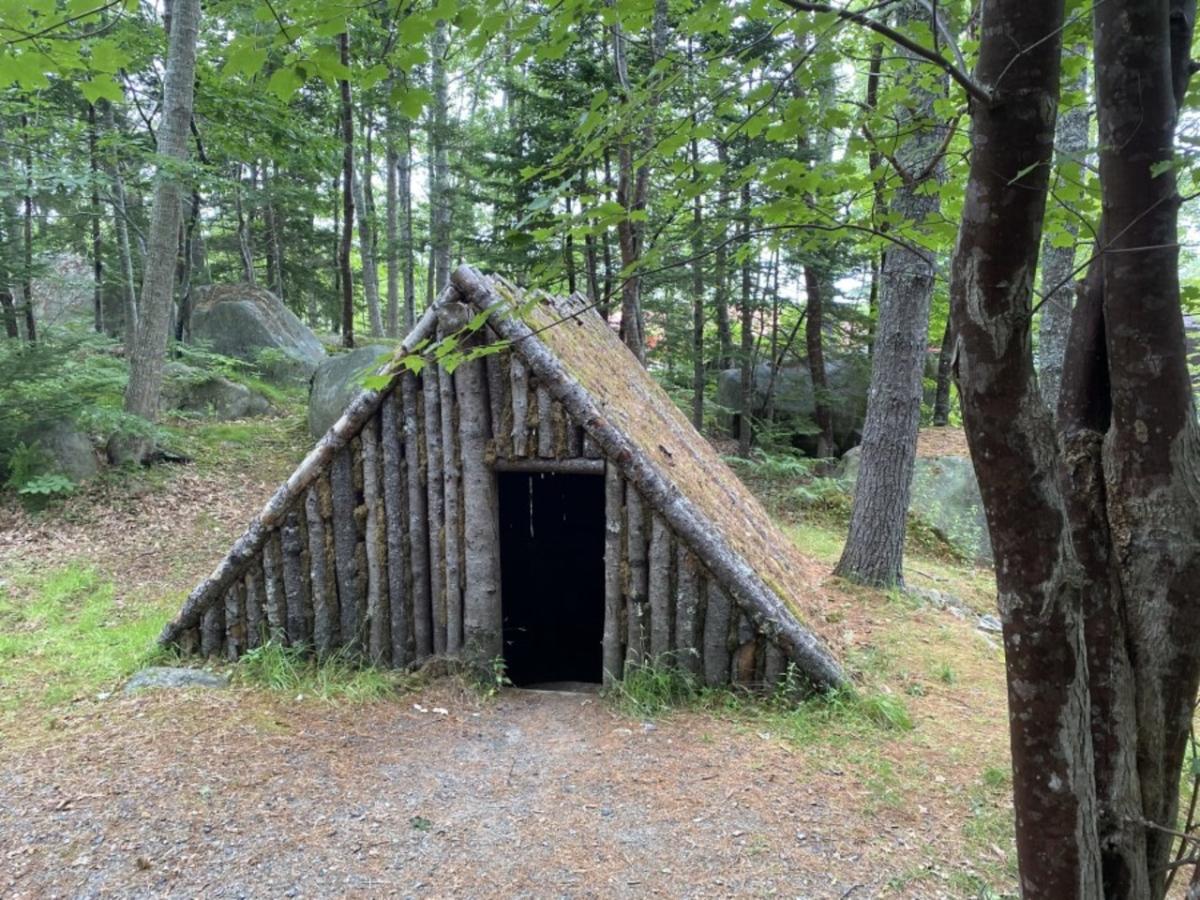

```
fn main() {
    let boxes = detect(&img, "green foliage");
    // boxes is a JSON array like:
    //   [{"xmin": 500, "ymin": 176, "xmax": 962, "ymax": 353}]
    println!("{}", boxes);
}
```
[
  {"xmin": 235, "ymin": 641, "xmax": 412, "ymax": 702},
  {"xmin": 607, "ymin": 658, "xmax": 703, "ymax": 716},
  {"xmin": 0, "ymin": 564, "xmax": 168, "ymax": 713}
]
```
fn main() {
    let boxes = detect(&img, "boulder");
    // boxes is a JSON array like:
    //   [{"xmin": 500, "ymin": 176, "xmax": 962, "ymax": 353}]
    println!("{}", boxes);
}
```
[
  {"xmin": 124, "ymin": 666, "xmax": 229, "ymax": 695},
  {"xmin": 716, "ymin": 357, "xmax": 870, "ymax": 456},
  {"xmin": 308, "ymin": 344, "xmax": 393, "ymax": 439},
  {"xmin": 27, "ymin": 420, "xmax": 99, "ymax": 483},
  {"xmin": 162, "ymin": 362, "xmax": 273, "ymax": 420},
  {"xmin": 841, "ymin": 446, "xmax": 992, "ymax": 564},
  {"xmin": 190, "ymin": 284, "xmax": 326, "ymax": 383}
]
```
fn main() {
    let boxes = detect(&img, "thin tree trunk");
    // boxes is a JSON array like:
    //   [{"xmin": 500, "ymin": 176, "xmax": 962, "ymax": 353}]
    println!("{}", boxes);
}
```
[
  {"xmin": 87, "ymin": 103, "xmax": 104, "ymax": 333},
  {"xmin": 399, "ymin": 117, "xmax": 416, "ymax": 330},
  {"xmin": 803, "ymin": 266, "xmax": 835, "ymax": 457},
  {"xmin": 737, "ymin": 180, "xmax": 753, "ymax": 458},
  {"xmin": 263, "ymin": 161, "xmax": 284, "ymax": 301},
  {"xmin": 21, "ymin": 112, "xmax": 35, "ymax": 342},
  {"xmin": 714, "ymin": 141, "xmax": 732, "ymax": 371},
  {"xmin": 932, "ymin": 319, "xmax": 954, "ymax": 425},
  {"xmin": 102, "ymin": 102, "xmax": 138, "ymax": 348},
  {"xmin": 115, "ymin": 0, "xmax": 199, "ymax": 461},
  {"xmin": 385, "ymin": 99, "xmax": 400, "ymax": 338},
  {"xmin": 234, "ymin": 163, "xmax": 255, "ymax": 284},
  {"xmin": 430, "ymin": 19, "xmax": 452, "ymax": 294},
  {"xmin": 338, "ymin": 32, "xmax": 355, "ymax": 349},
  {"xmin": 354, "ymin": 163, "xmax": 384, "ymax": 337},
  {"xmin": 690, "ymin": 130, "xmax": 705, "ymax": 430}
]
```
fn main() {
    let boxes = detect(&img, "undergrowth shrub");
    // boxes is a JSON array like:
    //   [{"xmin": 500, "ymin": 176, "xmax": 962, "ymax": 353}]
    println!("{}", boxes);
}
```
[{"xmin": 236, "ymin": 641, "xmax": 413, "ymax": 702}]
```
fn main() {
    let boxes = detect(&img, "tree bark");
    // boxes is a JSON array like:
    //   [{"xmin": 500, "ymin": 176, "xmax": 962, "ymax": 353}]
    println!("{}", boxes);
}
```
[
  {"xmin": 835, "ymin": 0, "xmax": 947, "ymax": 587},
  {"xmin": 354, "ymin": 165, "xmax": 384, "ymax": 338},
  {"xmin": 430, "ymin": 19, "xmax": 452, "ymax": 294},
  {"xmin": 385, "ymin": 99, "xmax": 400, "ymax": 339},
  {"xmin": 690, "ymin": 132, "xmax": 705, "ymax": 430},
  {"xmin": 87, "ymin": 103, "xmax": 103, "ymax": 333},
  {"xmin": 116, "ymin": 0, "xmax": 199, "ymax": 461},
  {"xmin": 338, "ymin": 32, "xmax": 355, "ymax": 349},
  {"xmin": 737, "ymin": 180, "xmax": 754, "ymax": 457},
  {"xmin": 713, "ymin": 141, "xmax": 733, "ymax": 371},
  {"xmin": 932, "ymin": 319, "xmax": 954, "ymax": 426},
  {"xmin": 803, "ymin": 266, "xmax": 834, "ymax": 457}
]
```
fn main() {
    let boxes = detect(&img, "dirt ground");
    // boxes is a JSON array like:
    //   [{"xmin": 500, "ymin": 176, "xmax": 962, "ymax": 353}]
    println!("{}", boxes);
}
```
[{"xmin": 0, "ymin": 418, "xmax": 1013, "ymax": 898}]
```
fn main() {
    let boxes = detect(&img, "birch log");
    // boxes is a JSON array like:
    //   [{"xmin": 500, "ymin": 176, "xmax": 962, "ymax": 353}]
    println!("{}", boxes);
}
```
[
  {"xmin": 625, "ymin": 490, "xmax": 648, "ymax": 667},
  {"xmin": 603, "ymin": 464, "xmax": 625, "ymax": 684},
  {"xmin": 674, "ymin": 546, "xmax": 702, "ymax": 676},
  {"xmin": 485, "ymin": 351, "xmax": 506, "ymax": 456},
  {"xmin": 763, "ymin": 641, "xmax": 787, "ymax": 689},
  {"xmin": 437, "ymin": 303, "xmax": 466, "ymax": 655},
  {"xmin": 201, "ymin": 602, "xmax": 224, "ymax": 658},
  {"xmin": 511, "ymin": 355, "xmax": 530, "ymax": 457},
  {"xmin": 648, "ymin": 513, "xmax": 672, "ymax": 663},
  {"xmin": 423, "ymin": 369, "xmax": 447, "ymax": 654},
  {"xmin": 702, "ymin": 582, "xmax": 733, "ymax": 687},
  {"xmin": 330, "ymin": 445, "xmax": 360, "ymax": 652},
  {"xmin": 381, "ymin": 389, "xmax": 412, "ymax": 667},
  {"xmin": 732, "ymin": 613, "xmax": 758, "ymax": 685},
  {"xmin": 262, "ymin": 531, "xmax": 286, "ymax": 644},
  {"xmin": 280, "ymin": 509, "xmax": 309, "ymax": 646},
  {"xmin": 403, "ymin": 372, "xmax": 432, "ymax": 658},
  {"xmin": 455, "ymin": 306, "xmax": 503, "ymax": 662},
  {"xmin": 244, "ymin": 563, "xmax": 265, "ymax": 650},
  {"xmin": 224, "ymin": 581, "xmax": 245, "ymax": 660},
  {"xmin": 453, "ymin": 266, "xmax": 844, "ymax": 689},
  {"xmin": 536, "ymin": 383, "xmax": 554, "ymax": 459},
  {"xmin": 362, "ymin": 417, "xmax": 391, "ymax": 665}
]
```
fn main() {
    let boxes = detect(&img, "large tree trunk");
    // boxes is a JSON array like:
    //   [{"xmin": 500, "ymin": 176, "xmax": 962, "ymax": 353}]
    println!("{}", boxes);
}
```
[
  {"xmin": 338, "ymin": 32, "xmax": 355, "ymax": 349},
  {"xmin": 834, "ymin": 1, "xmax": 947, "ymax": 587},
  {"xmin": 115, "ymin": 0, "xmax": 199, "ymax": 462},
  {"xmin": 611, "ymin": 17, "xmax": 647, "ymax": 364},
  {"xmin": 429, "ymin": 19, "xmax": 452, "ymax": 294},
  {"xmin": 1037, "ymin": 58, "xmax": 1090, "ymax": 414}
]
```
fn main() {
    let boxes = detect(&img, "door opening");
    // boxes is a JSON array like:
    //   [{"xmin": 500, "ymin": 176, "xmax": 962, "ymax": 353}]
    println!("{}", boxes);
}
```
[{"xmin": 498, "ymin": 471, "xmax": 605, "ymax": 687}]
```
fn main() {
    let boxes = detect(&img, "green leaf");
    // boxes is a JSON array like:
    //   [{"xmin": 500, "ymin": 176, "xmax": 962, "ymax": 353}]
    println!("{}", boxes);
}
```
[
  {"xmin": 397, "ymin": 87, "xmax": 433, "ymax": 119},
  {"xmin": 266, "ymin": 65, "xmax": 305, "ymax": 100},
  {"xmin": 80, "ymin": 74, "xmax": 123, "ymax": 104}
]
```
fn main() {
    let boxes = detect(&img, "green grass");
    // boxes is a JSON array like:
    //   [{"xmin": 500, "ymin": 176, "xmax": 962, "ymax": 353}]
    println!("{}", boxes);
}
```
[
  {"xmin": 0, "ymin": 564, "xmax": 173, "ymax": 713},
  {"xmin": 234, "ymin": 640, "xmax": 415, "ymax": 702}
]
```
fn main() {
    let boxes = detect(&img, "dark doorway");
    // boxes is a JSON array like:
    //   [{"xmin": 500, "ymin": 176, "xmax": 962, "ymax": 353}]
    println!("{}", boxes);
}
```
[{"xmin": 498, "ymin": 471, "xmax": 605, "ymax": 687}]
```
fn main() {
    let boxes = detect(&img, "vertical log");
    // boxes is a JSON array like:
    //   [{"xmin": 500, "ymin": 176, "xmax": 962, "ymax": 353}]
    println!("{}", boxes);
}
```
[
  {"xmin": 763, "ymin": 641, "xmax": 787, "ymax": 689},
  {"xmin": 510, "ymin": 355, "xmax": 530, "ymax": 457},
  {"xmin": 625, "ymin": 490, "xmax": 648, "ymax": 668},
  {"xmin": 674, "ymin": 546, "xmax": 702, "ymax": 676},
  {"xmin": 702, "ymin": 581, "xmax": 733, "ymax": 687},
  {"xmin": 224, "ymin": 581, "xmax": 246, "ymax": 661},
  {"xmin": 381, "ymin": 389, "xmax": 412, "ymax": 667},
  {"xmin": 362, "ymin": 416, "xmax": 391, "ymax": 665},
  {"xmin": 262, "ymin": 531, "xmax": 286, "ymax": 644},
  {"xmin": 437, "ymin": 306, "xmax": 465, "ymax": 655},
  {"xmin": 455, "ymin": 310, "xmax": 503, "ymax": 662},
  {"xmin": 179, "ymin": 627, "xmax": 200, "ymax": 657},
  {"xmin": 330, "ymin": 446, "xmax": 360, "ymax": 652},
  {"xmin": 647, "ymin": 513, "xmax": 673, "ymax": 663},
  {"xmin": 566, "ymin": 419, "xmax": 583, "ymax": 458},
  {"xmin": 536, "ymin": 383, "xmax": 554, "ymax": 459},
  {"xmin": 485, "ymin": 351, "xmax": 507, "ymax": 457},
  {"xmin": 306, "ymin": 482, "xmax": 335, "ymax": 655},
  {"xmin": 200, "ymin": 602, "xmax": 224, "ymax": 658},
  {"xmin": 280, "ymin": 509, "xmax": 310, "ymax": 646},
  {"xmin": 582, "ymin": 430, "xmax": 602, "ymax": 459},
  {"xmin": 244, "ymin": 562, "xmax": 265, "ymax": 650},
  {"xmin": 403, "ymin": 372, "xmax": 433, "ymax": 659},
  {"xmin": 603, "ymin": 464, "xmax": 625, "ymax": 683},
  {"xmin": 423, "ymin": 369, "xmax": 447, "ymax": 654}
]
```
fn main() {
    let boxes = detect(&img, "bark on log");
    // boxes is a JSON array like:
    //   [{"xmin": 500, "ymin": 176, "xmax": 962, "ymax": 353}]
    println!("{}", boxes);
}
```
[
  {"xmin": 485, "ymin": 351, "xmax": 506, "ymax": 456},
  {"xmin": 280, "ymin": 509, "xmax": 310, "ymax": 646},
  {"xmin": 244, "ymin": 562, "xmax": 265, "ymax": 650},
  {"xmin": 158, "ymin": 302, "xmax": 439, "ymax": 647},
  {"xmin": 625, "ymin": 490, "xmax": 648, "ymax": 667},
  {"xmin": 603, "ymin": 464, "xmax": 625, "ymax": 683},
  {"xmin": 510, "ymin": 355, "xmax": 530, "ymax": 457},
  {"xmin": 454, "ymin": 302, "xmax": 503, "ymax": 663},
  {"xmin": 537, "ymin": 383, "xmax": 554, "ymax": 459},
  {"xmin": 438, "ymin": 305, "xmax": 465, "ymax": 655},
  {"xmin": 582, "ymin": 432, "xmax": 602, "ymax": 459},
  {"xmin": 674, "ymin": 546, "xmax": 702, "ymax": 676},
  {"xmin": 381, "ymin": 389, "xmax": 412, "ymax": 667},
  {"xmin": 306, "ymin": 481, "xmax": 336, "ymax": 655},
  {"xmin": 732, "ymin": 613, "xmax": 757, "ymax": 685},
  {"xmin": 224, "ymin": 581, "xmax": 245, "ymax": 660},
  {"xmin": 702, "ymin": 582, "xmax": 733, "ymax": 687},
  {"xmin": 330, "ymin": 445, "xmax": 360, "ymax": 653},
  {"xmin": 453, "ymin": 266, "xmax": 844, "ymax": 689},
  {"xmin": 566, "ymin": 420, "xmax": 583, "ymax": 458},
  {"xmin": 362, "ymin": 417, "xmax": 391, "ymax": 665},
  {"xmin": 763, "ymin": 641, "xmax": 787, "ymax": 689},
  {"xmin": 647, "ymin": 513, "xmax": 672, "ymax": 663},
  {"xmin": 492, "ymin": 458, "xmax": 605, "ymax": 474},
  {"xmin": 403, "ymin": 372, "xmax": 432, "ymax": 659},
  {"xmin": 201, "ymin": 602, "xmax": 224, "ymax": 658},
  {"xmin": 262, "ymin": 531, "xmax": 286, "ymax": 644},
  {"xmin": 424, "ymin": 362, "xmax": 447, "ymax": 655}
]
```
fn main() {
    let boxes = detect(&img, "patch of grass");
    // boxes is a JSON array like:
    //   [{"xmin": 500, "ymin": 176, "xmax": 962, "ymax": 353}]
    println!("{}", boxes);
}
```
[
  {"xmin": 932, "ymin": 660, "xmax": 958, "ymax": 685},
  {"xmin": 235, "ymin": 641, "xmax": 414, "ymax": 702},
  {"xmin": 0, "ymin": 564, "xmax": 171, "ymax": 713},
  {"xmin": 605, "ymin": 658, "xmax": 702, "ymax": 717},
  {"xmin": 164, "ymin": 412, "xmax": 309, "ymax": 476}
]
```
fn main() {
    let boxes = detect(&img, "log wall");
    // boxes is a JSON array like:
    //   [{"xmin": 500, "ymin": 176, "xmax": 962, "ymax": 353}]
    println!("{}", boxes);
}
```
[{"xmin": 174, "ymin": 325, "xmax": 793, "ymax": 690}]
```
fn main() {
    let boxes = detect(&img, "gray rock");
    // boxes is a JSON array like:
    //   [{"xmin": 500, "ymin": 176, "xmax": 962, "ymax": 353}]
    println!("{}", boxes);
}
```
[
  {"xmin": 308, "ymin": 344, "xmax": 393, "ymax": 439},
  {"xmin": 124, "ymin": 667, "xmax": 229, "ymax": 695},
  {"xmin": 27, "ymin": 420, "xmax": 99, "ymax": 483},
  {"xmin": 977, "ymin": 614, "xmax": 1003, "ymax": 633},
  {"xmin": 190, "ymin": 284, "xmax": 326, "ymax": 383},
  {"xmin": 841, "ymin": 447, "xmax": 993, "ymax": 564},
  {"xmin": 715, "ymin": 358, "xmax": 870, "ymax": 456},
  {"xmin": 162, "ymin": 363, "xmax": 273, "ymax": 420}
]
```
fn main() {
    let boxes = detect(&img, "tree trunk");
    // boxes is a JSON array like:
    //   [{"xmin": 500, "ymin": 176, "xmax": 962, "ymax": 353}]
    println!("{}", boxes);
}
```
[
  {"xmin": 102, "ymin": 102, "xmax": 138, "ymax": 349},
  {"xmin": 932, "ymin": 319, "xmax": 954, "ymax": 426},
  {"xmin": 803, "ymin": 266, "xmax": 834, "ymax": 458},
  {"xmin": 385, "ymin": 99, "xmax": 399, "ymax": 338},
  {"xmin": 737, "ymin": 180, "xmax": 753, "ymax": 458},
  {"xmin": 115, "ymin": 0, "xmax": 199, "ymax": 462},
  {"xmin": 263, "ymin": 161, "xmax": 284, "ymax": 302},
  {"xmin": 713, "ymin": 141, "xmax": 733, "ymax": 371},
  {"xmin": 834, "ymin": 0, "xmax": 947, "ymax": 587},
  {"xmin": 430, "ymin": 19, "xmax": 452, "ymax": 294},
  {"xmin": 354, "ymin": 164, "xmax": 384, "ymax": 337},
  {"xmin": 1037, "ymin": 57, "xmax": 1090, "ymax": 414},
  {"xmin": 234, "ymin": 163, "xmax": 255, "ymax": 285},
  {"xmin": 21, "ymin": 112, "xmax": 35, "ymax": 342},
  {"xmin": 338, "ymin": 32, "xmax": 355, "ymax": 349},
  {"xmin": 690, "ymin": 131, "xmax": 705, "ymax": 430},
  {"xmin": 87, "ymin": 103, "xmax": 103, "ymax": 333}
]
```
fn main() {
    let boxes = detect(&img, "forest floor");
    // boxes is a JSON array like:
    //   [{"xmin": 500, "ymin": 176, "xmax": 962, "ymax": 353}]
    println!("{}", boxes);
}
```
[{"xmin": 0, "ymin": 412, "xmax": 1015, "ymax": 899}]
